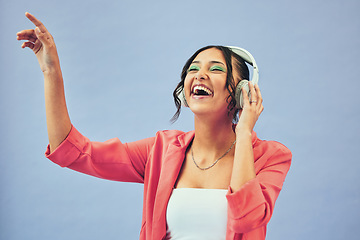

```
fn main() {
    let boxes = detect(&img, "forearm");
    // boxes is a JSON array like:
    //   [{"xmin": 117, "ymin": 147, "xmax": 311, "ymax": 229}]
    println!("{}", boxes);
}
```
[
  {"xmin": 17, "ymin": 13, "xmax": 72, "ymax": 152},
  {"xmin": 229, "ymin": 130, "xmax": 256, "ymax": 192},
  {"xmin": 44, "ymin": 66, "xmax": 71, "ymax": 153}
]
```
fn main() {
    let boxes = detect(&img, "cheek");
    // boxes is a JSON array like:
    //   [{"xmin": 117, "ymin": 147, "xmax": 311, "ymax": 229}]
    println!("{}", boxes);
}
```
[{"xmin": 214, "ymin": 77, "xmax": 228, "ymax": 94}]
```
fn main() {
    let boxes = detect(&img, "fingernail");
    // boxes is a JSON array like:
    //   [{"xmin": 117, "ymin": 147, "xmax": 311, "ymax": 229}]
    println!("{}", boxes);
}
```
[{"xmin": 35, "ymin": 27, "xmax": 40, "ymax": 33}]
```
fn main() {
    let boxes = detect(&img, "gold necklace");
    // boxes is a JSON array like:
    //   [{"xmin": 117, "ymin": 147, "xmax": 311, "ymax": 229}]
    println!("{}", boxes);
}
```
[{"xmin": 191, "ymin": 140, "xmax": 236, "ymax": 170}]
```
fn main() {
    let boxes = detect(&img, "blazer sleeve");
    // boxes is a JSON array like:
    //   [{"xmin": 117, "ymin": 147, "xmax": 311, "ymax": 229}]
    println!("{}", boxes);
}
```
[
  {"xmin": 226, "ymin": 141, "xmax": 292, "ymax": 233},
  {"xmin": 45, "ymin": 125, "xmax": 155, "ymax": 183}
]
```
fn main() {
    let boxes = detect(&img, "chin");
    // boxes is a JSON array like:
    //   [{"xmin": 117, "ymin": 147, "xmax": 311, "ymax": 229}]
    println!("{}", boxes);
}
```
[{"xmin": 190, "ymin": 105, "xmax": 229, "ymax": 119}]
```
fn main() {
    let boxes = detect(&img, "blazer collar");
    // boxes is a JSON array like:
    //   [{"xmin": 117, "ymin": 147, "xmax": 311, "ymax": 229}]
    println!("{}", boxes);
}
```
[{"xmin": 177, "ymin": 130, "xmax": 195, "ymax": 147}]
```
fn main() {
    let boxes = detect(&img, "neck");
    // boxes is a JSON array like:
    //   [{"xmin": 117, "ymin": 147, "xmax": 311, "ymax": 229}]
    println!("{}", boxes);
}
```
[{"xmin": 192, "ymin": 114, "xmax": 236, "ymax": 160}]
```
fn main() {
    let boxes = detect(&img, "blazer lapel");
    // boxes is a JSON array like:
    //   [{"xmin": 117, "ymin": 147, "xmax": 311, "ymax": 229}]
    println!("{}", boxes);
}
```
[{"xmin": 152, "ymin": 131, "xmax": 194, "ymax": 238}]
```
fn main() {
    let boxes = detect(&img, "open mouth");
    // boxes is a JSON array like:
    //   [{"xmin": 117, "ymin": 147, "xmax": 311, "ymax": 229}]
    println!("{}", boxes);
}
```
[{"xmin": 192, "ymin": 85, "xmax": 213, "ymax": 96}]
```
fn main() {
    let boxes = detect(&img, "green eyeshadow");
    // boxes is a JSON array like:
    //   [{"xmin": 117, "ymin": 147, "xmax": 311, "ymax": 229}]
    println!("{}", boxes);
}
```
[
  {"xmin": 209, "ymin": 65, "xmax": 226, "ymax": 72},
  {"xmin": 188, "ymin": 65, "xmax": 200, "ymax": 72}
]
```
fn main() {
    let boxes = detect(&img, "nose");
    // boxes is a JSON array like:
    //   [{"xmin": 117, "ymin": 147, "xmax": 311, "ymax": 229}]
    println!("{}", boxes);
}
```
[{"xmin": 195, "ymin": 68, "xmax": 208, "ymax": 81}]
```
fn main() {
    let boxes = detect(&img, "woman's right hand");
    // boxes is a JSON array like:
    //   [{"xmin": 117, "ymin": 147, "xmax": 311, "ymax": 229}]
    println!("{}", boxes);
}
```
[
  {"xmin": 17, "ymin": 12, "xmax": 72, "ymax": 152},
  {"xmin": 17, "ymin": 12, "xmax": 60, "ymax": 73}
]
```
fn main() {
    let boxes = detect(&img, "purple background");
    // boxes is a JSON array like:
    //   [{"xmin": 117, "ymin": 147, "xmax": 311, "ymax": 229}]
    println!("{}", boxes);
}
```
[{"xmin": 1, "ymin": 0, "xmax": 359, "ymax": 239}]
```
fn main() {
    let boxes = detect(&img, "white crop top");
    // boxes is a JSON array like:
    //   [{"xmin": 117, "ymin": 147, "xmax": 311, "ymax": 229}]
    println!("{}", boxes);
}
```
[{"xmin": 166, "ymin": 188, "xmax": 228, "ymax": 240}]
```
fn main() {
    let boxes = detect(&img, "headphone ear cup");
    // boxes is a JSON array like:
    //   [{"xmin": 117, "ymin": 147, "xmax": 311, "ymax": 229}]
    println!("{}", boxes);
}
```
[
  {"xmin": 235, "ymin": 80, "xmax": 250, "ymax": 109},
  {"xmin": 178, "ymin": 89, "xmax": 189, "ymax": 107}
]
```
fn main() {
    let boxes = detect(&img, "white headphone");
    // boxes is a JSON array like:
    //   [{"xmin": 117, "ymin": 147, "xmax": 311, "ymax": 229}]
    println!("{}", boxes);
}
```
[{"xmin": 178, "ymin": 46, "xmax": 259, "ymax": 109}]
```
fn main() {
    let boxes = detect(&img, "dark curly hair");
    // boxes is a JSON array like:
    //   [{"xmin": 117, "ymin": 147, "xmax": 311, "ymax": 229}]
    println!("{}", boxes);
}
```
[{"xmin": 171, "ymin": 45, "xmax": 249, "ymax": 123}]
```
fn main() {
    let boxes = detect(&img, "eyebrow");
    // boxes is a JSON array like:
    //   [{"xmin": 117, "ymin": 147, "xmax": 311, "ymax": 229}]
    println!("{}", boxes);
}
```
[{"xmin": 191, "ymin": 60, "xmax": 225, "ymax": 66}]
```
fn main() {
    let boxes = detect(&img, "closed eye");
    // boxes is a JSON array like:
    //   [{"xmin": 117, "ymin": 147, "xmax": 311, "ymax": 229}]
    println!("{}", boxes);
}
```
[
  {"xmin": 209, "ymin": 65, "xmax": 226, "ymax": 72},
  {"xmin": 187, "ymin": 65, "xmax": 200, "ymax": 72}
]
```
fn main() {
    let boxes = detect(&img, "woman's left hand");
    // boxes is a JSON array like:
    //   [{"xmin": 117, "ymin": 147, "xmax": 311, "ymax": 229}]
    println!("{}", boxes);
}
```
[{"xmin": 235, "ymin": 82, "xmax": 264, "ymax": 134}]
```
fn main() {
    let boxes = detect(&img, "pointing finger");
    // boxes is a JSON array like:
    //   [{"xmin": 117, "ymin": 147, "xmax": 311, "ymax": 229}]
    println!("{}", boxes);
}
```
[{"xmin": 25, "ymin": 12, "xmax": 48, "ymax": 33}]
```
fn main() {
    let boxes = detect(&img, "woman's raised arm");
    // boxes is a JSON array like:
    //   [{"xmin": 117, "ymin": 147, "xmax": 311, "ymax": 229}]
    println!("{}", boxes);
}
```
[{"xmin": 17, "ymin": 12, "xmax": 72, "ymax": 152}]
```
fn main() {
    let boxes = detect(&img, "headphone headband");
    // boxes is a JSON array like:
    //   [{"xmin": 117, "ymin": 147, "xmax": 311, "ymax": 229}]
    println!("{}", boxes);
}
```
[{"xmin": 226, "ymin": 46, "xmax": 259, "ymax": 86}]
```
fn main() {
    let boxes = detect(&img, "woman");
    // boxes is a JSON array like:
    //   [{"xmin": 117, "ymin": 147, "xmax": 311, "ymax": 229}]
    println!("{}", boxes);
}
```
[{"xmin": 17, "ymin": 12, "xmax": 291, "ymax": 240}]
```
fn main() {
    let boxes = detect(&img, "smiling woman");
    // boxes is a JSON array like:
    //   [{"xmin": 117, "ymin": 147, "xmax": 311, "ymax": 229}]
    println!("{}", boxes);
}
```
[
  {"xmin": 172, "ymin": 45, "xmax": 250, "ymax": 123},
  {"xmin": 17, "ymin": 12, "xmax": 291, "ymax": 240}
]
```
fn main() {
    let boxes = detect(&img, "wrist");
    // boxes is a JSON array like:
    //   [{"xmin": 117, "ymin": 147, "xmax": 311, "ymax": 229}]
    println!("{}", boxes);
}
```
[
  {"xmin": 235, "ymin": 125, "xmax": 252, "ymax": 135},
  {"xmin": 42, "ymin": 63, "xmax": 61, "ymax": 75},
  {"xmin": 235, "ymin": 128, "xmax": 252, "ymax": 140},
  {"xmin": 38, "ymin": 52, "xmax": 61, "ymax": 74}
]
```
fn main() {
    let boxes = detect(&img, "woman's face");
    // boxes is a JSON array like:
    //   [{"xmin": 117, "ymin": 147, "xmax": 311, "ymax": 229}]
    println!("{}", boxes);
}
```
[{"xmin": 184, "ymin": 48, "xmax": 234, "ymax": 119}]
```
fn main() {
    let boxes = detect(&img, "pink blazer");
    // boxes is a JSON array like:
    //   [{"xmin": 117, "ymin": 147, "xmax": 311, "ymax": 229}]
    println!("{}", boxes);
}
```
[{"xmin": 46, "ymin": 125, "xmax": 291, "ymax": 240}]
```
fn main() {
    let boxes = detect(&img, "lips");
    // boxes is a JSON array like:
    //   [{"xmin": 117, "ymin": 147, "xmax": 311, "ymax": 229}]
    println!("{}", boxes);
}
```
[{"xmin": 191, "ymin": 84, "xmax": 213, "ymax": 96}]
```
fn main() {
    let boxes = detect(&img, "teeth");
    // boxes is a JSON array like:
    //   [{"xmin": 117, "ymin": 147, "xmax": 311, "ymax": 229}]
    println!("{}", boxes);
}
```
[{"xmin": 193, "ymin": 85, "xmax": 213, "ymax": 95}]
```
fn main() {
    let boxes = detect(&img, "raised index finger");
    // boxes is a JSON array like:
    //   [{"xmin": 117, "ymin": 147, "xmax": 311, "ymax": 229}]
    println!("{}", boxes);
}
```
[{"xmin": 25, "ymin": 12, "xmax": 47, "ymax": 32}]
